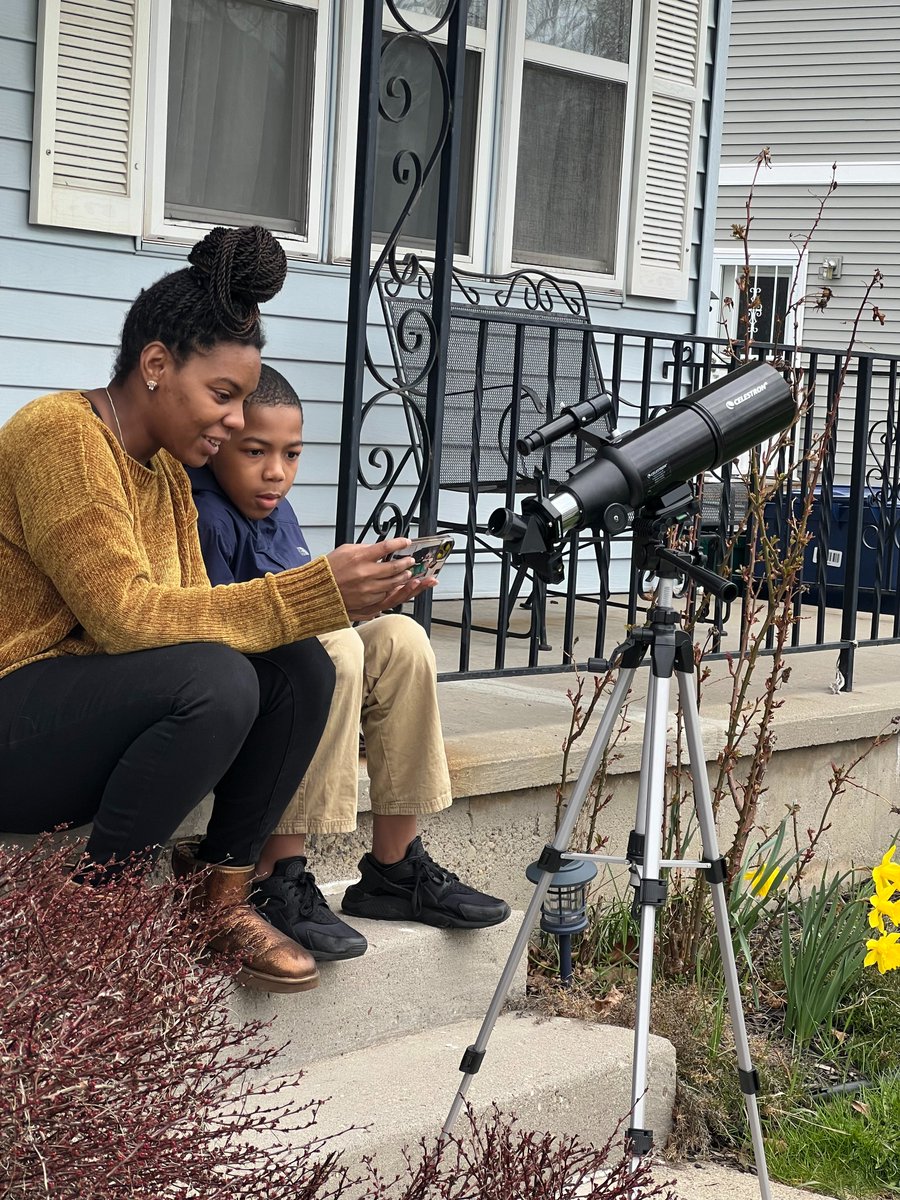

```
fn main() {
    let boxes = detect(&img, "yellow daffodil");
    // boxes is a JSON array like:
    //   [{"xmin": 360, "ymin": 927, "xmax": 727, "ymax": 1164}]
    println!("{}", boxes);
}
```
[
  {"xmin": 744, "ymin": 864, "xmax": 781, "ymax": 899},
  {"xmin": 867, "ymin": 890, "xmax": 900, "ymax": 933},
  {"xmin": 872, "ymin": 846, "xmax": 900, "ymax": 898},
  {"xmin": 864, "ymin": 931, "xmax": 900, "ymax": 974}
]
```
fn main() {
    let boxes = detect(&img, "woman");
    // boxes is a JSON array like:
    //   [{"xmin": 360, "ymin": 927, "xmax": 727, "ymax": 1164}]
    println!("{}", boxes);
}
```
[{"xmin": 0, "ymin": 225, "xmax": 420, "ymax": 994}]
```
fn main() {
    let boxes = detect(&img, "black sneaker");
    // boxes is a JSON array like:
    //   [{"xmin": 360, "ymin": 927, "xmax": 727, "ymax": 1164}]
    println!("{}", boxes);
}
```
[
  {"xmin": 341, "ymin": 837, "xmax": 511, "ymax": 930},
  {"xmin": 254, "ymin": 857, "xmax": 368, "ymax": 962}
]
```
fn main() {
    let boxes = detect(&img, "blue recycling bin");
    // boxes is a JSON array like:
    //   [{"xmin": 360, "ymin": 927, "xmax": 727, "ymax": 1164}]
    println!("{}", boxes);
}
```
[{"xmin": 791, "ymin": 487, "xmax": 900, "ymax": 613}]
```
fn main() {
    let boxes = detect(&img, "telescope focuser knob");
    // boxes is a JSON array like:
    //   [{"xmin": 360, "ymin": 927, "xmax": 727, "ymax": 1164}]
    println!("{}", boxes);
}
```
[{"xmin": 604, "ymin": 503, "xmax": 632, "ymax": 534}]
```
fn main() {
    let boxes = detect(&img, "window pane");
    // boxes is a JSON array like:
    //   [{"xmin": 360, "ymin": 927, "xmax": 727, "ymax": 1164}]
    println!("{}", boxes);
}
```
[
  {"xmin": 730, "ymin": 265, "xmax": 795, "ymax": 343},
  {"xmin": 526, "ymin": 0, "xmax": 631, "ymax": 61},
  {"xmin": 166, "ymin": 0, "xmax": 314, "ymax": 235},
  {"xmin": 372, "ymin": 40, "xmax": 480, "ymax": 255},
  {"xmin": 513, "ymin": 64, "xmax": 625, "ymax": 274},
  {"xmin": 394, "ymin": 0, "xmax": 487, "ymax": 29}
]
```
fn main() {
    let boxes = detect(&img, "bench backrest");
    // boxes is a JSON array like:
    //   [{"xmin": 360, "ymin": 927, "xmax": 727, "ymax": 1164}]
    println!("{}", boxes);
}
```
[{"xmin": 380, "ymin": 275, "xmax": 615, "ymax": 492}]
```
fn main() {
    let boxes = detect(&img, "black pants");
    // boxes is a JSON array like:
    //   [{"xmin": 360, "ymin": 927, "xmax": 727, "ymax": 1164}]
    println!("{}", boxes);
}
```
[{"xmin": 0, "ymin": 640, "xmax": 335, "ymax": 867}]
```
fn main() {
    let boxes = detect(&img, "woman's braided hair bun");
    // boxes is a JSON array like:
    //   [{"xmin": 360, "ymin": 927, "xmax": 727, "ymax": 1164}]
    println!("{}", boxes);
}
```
[
  {"xmin": 188, "ymin": 226, "xmax": 287, "ymax": 335},
  {"xmin": 113, "ymin": 225, "xmax": 288, "ymax": 381}
]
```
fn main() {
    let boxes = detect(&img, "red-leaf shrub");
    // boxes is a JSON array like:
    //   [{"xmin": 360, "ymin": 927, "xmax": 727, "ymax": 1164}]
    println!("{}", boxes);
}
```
[
  {"xmin": 0, "ymin": 837, "xmax": 349, "ymax": 1199},
  {"xmin": 361, "ymin": 1104, "xmax": 677, "ymax": 1199}
]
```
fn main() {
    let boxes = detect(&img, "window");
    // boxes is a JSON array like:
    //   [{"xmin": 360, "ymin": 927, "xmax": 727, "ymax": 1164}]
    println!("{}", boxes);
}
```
[
  {"xmin": 333, "ymin": 0, "xmax": 497, "ymax": 265},
  {"xmin": 711, "ymin": 252, "xmax": 807, "ymax": 345},
  {"xmin": 31, "ymin": 0, "xmax": 709, "ymax": 300},
  {"xmin": 147, "ymin": 0, "xmax": 330, "ymax": 254},
  {"xmin": 488, "ymin": 0, "xmax": 708, "ymax": 298},
  {"xmin": 506, "ymin": 0, "xmax": 635, "ymax": 277},
  {"xmin": 30, "ymin": 0, "xmax": 330, "ymax": 255},
  {"xmin": 165, "ymin": 0, "xmax": 317, "ymax": 236},
  {"xmin": 394, "ymin": 0, "xmax": 488, "ymax": 22},
  {"xmin": 720, "ymin": 264, "xmax": 793, "ymax": 344},
  {"xmin": 371, "ymin": 36, "xmax": 481, "ymax": 255},
  {"xmin": 371, "ymin": 0, "xmax": 488, "ymax": 256}
]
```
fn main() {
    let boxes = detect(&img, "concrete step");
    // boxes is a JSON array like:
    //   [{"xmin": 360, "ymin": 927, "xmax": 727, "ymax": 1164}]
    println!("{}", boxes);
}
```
[
  {"xmin": 650, "ymin": 1163, "xmax": 837, "ymax": 1200},
  {"xmin": 230, "ymin": 898, "xmax": 528, "ymax": 1069},
  {"xmin": 260, "ymin": 1012, "xmax": 676, "ymax": 1183}
]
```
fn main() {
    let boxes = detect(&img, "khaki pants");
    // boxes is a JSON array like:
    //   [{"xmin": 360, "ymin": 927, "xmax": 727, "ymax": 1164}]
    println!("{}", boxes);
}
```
[{"xmin": 274, "ymin": 614, "xmax": 452, "ymax": 835}]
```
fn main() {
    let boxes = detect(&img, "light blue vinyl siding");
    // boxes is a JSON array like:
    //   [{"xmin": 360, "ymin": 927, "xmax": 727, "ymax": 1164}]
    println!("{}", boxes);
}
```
[
  {"xmin": 0, "ymin": 3, "xmax": 352, "ymax": 557},
  {"xmin": 2, "ymin": 0, "xmax": 724, "ymax": 584}
]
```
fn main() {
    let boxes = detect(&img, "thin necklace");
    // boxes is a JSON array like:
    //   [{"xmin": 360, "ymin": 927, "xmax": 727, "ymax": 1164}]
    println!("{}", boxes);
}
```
[{"xmin": 104, "ymin": 386, "xmax": 126, "ymax": 453}]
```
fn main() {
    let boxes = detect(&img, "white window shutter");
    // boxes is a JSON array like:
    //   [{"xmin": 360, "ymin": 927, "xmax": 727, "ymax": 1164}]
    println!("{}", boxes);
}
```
[
  {"xmin": 628, "ymin": 0, "xmax": 709, "ymax": 301},
  {"xmin": 30, "ymin": 0, "xmax": 151, "ymax": 235}
]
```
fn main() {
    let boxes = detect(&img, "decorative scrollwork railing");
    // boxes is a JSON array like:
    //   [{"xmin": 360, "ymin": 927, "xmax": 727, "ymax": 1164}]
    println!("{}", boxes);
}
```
[{"xmin": 337, "ymin": 0, "xmax": 470, "ymax": 553}]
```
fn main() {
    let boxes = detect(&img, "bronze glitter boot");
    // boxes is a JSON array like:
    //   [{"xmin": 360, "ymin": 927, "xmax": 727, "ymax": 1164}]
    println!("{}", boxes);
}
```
[{"xmin": 172, "ymin": 841, "xmax": 319, "ymax": 994}]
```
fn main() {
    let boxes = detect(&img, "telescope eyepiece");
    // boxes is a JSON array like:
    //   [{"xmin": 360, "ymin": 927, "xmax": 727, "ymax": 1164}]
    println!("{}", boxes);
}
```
[{"xmin": 487, "ymin": 507, "xmax": 525, "ymax": 542}]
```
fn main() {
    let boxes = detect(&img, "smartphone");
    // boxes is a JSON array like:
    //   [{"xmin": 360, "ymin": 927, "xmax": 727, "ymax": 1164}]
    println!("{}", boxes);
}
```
[{"xmin": 387, "ymin": 536, "xmax": 455, "ymax": 579}]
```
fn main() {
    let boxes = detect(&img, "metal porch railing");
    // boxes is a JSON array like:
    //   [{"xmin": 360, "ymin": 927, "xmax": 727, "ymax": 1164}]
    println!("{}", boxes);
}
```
[{"xmin": 345, "ymin": 301, "xmax": 900, "ymax": 688}]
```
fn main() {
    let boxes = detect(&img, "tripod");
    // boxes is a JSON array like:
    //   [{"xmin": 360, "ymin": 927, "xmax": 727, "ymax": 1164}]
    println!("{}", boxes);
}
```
[{"xmin": 442, "ymin": 538, "xmax": 772, "ymax": 1199}]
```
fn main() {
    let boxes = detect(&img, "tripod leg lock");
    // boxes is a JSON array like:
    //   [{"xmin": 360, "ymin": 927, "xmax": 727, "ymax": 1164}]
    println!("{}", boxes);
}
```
[
  {"xmin": 703, "ymin": 856, "xmax": 728, "ymax": 886},
  {"xmin": 627, "ymin": 829, "xmax": 645, "ymax": 864},
  {"xmin": 738, "ymin": 1067, "xmax": 761, "ymax": 1096},
  {"xmin": 459, "ymin": 1045, "xmax": 485, "ymax": 1075},
  {"xmin": 626, "ymin": 1127, "xmax": 654, "ymax": 1156},
  {"xmin": 536, "ymin": 844, "xmax": 566, "ymax": 874},
  {"xmin": 636, "ymin": 877, "xmax": 668, "ymax": 907}
]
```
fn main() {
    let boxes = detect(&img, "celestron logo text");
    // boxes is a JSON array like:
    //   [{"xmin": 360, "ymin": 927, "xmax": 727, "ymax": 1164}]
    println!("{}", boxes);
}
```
[{"xmin": 725, "ymin": 379, "xmax": 769, "ymax": 410}]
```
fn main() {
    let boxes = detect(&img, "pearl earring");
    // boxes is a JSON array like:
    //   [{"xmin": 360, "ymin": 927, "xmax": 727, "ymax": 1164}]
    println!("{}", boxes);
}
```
[{"xmin": 146, "ymin": 380, "xmax": 158, "ymax": 392}]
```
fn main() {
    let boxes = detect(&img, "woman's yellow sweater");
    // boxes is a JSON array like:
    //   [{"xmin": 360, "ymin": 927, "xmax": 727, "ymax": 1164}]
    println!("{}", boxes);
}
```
[{"xmin": 0, "ymin": 391, "xmax": 349, "ymax": 679}]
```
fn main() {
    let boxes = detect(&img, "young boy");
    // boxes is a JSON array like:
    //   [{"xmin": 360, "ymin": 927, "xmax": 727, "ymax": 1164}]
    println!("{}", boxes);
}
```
[{"xmin": 188, "ymin": 365, "xmax": 510, "ymax": 963}]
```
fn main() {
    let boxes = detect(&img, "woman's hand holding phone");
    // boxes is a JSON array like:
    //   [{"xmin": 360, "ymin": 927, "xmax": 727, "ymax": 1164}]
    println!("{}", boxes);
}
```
[{"xmin": 326, "ymin": 538, "xmax": 433, "ymax": 621}]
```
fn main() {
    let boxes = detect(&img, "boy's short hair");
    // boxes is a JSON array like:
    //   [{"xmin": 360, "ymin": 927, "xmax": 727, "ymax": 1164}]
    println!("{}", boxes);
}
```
[{"xmin": 246, "ymin": 363, "xmax": 303, "ymax": 415}]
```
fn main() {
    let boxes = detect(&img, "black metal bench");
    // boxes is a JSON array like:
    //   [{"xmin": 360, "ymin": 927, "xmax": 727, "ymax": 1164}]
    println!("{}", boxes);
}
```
[{"xmin": 379, "ymin": 267, "xmax": 614, "ymax": 493}]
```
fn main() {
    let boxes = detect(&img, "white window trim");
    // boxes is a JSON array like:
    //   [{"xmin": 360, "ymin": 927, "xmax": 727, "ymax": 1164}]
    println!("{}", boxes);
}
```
[
  {"xmin": 143, "ymin": 0, "xmax": 332, "ymax": 259},
  {"xmin": 331, "ymin": 0, "xmax": 500, "ymax": 269},
  {"xmin": 719, "ymin": 161, "xmax": 900, "ymax": 188},
  {"xmin": 710, "ymin": 248, "xmax": 809, "ymax": 345},
  {"xmin": 492, "ymin": 0, "xmax": 642, "ymax": 292}
]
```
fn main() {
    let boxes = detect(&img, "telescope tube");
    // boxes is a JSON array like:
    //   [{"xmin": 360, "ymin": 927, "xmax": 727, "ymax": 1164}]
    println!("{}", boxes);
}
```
[{"xmin": 539, "ymin": 360, "xmax": 793, "ymax": 537}]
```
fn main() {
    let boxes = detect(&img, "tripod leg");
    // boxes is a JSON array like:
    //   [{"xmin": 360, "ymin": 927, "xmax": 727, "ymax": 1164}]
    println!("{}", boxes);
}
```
[
  {"xmin": 628, "ymin": 672, "xmax": 657, "ymax": 898},
  {"xmin": 627, "ymin": 667, "xmax": 672, "ymax": 1162},
  {"xmin": 677, "ymin": 667, "xmax": 773, "ymax": 1200},
  {"xmin": 442, "ymin": 664, "xmax": 638, "ymax": 1135}
]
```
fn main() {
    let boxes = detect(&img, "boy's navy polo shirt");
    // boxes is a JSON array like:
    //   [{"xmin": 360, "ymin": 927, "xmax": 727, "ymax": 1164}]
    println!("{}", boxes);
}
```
[{"xmin": 187, "ymin": 465, "xmax": 311, "ymax": 585}]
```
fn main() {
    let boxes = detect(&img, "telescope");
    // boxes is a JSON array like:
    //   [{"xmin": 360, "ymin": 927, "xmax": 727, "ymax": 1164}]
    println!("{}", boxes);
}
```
[{"xmin": 488, "ymin": 360, "xmax": 795, "ymax": 585}]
